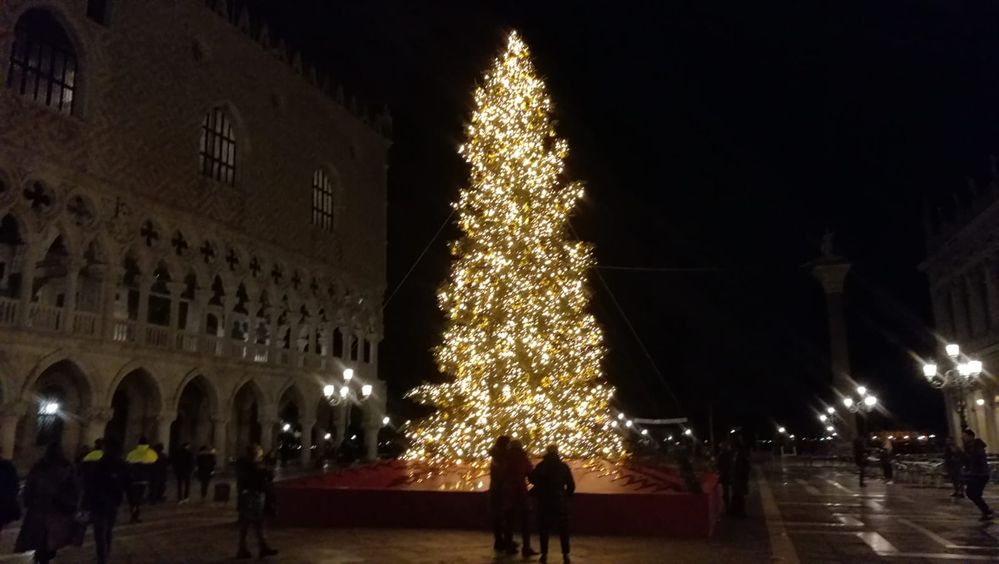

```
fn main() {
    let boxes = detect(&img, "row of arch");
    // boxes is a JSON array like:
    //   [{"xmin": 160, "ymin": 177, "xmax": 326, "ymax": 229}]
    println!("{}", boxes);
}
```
[{"xmin": 1, "ymin": 355, "xmax": 377, "ymax": 469}]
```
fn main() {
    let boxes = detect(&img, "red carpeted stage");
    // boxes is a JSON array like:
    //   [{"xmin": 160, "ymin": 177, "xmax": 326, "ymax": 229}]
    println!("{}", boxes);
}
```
[{"xmin": 275, "ymin": 460, "xmax": 721, "ymax": 538}]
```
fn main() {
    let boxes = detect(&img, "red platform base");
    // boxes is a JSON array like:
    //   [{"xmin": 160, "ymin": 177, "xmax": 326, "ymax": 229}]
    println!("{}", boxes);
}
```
[{"xmin": 275, "ymin": 460, "xmax": 721, "ymax": 538}]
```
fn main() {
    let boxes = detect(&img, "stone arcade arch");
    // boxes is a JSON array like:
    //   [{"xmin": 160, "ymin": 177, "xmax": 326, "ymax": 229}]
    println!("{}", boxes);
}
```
[
  {"xmin": 173, "ymin": 373, "xmax": 220, "ymax": 456},
  {"xmin": 229, "ymin": 378, "xmax": 269, "ymax": 457},
  {"xmin": 18, "ymin": 358, "xmax": 94, "ymax": 466},
  {"xmin": 105, "ymin": 367, "xmax": 163, "ymax": 452}
]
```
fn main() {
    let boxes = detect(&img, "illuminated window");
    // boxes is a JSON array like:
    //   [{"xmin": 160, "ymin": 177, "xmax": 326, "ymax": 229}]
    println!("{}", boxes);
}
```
[
  {"xmin": 199, "ymin": 107, "xmax": 236, "ymax": 185},
  {"xmin": 6, "ymin": 10, "xmax": 78, "ymax": 115},
  {"xmin": 312, "ymin": 168, "xmax": 335, "ymax": 232}
]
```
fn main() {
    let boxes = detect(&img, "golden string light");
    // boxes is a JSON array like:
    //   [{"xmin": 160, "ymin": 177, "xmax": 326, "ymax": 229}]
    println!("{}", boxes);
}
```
[{"xmin": 403, "ymin": 31, "xmax": 626, "ymax": 466}]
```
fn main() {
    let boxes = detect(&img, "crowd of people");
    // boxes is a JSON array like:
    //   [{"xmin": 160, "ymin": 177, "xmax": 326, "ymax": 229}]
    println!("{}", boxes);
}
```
[
  {"xmin": 489, "ymin": 437, "xmax": 576, "ymax": 564},
  {"xmin": 0, "ymin": 436, "xmax": 282, "ymax": 563}
]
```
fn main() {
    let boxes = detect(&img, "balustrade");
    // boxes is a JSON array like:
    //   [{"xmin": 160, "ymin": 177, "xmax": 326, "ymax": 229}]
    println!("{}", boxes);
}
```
[
  {"xmin": 0, "ymin": 298, "xmax": 18, "ymax": 326},
  {"xmin": 28, "ymin": 303, "xmax": 62, "ymax": 332},
  {"xmin": 176, "ymin": 332, "xmax": 199, "ymax": 353},
  {"xmin": 111, "ymin": 319, "xmax": 138, "ymax": 344},
  {"xmin": 145, "ymin": 325, "xmax": 171, "ymax": 348},
  {"xmin": 71, "ymin": 311, "xmax": 98, "ymax": 337}
]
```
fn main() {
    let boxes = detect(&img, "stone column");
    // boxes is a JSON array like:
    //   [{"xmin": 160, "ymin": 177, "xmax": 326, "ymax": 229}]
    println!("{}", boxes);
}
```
[
  {"xmin": 259, "ymin": 405, "xmax": 277, "ymax": 453},
  {"xmin": 82, "ymin": 408, "xmax": 113, "ymax": 448},
  {"xmin": 362, "ymin": 380, "xmax": 387, "ymax": 461},
  {"xmin": 61, "ymin": 257, "xmax": 82, "ymax": 333},
  {"xmin": 300, "ymin": 418, "xmax": 316, "ymax": 465},
  {"xmin": 0, "ymin": 404, "xmax": 24, "ymax": 460},
  {"xmin": 984, "ymin": 392, "xmax": 999, "ymax": 449},
  {"xmin": 156, "ymin": 410, "xmax": 176, "ymax": 448},
  {"xmin": 167, "ymin": 281, "xmax": 185, "ymax": 347},
  {"xmin": 333, "ymin": 402, "xmax": 348, "ymax": 448},
  {"xmin": 212, "ymin": 416, "xmax": 228, "ymax": 467},
  {"xmin": 101, "ymin": 266, "xmax": 124, "ymax": 341},
  {"xmin": 811, "ymin": 257, "xmax": 857, "ymax": 438},
  {"xmin": 221, "ymin": 295, "xmax": 237, "ymax": 355},
  {"xmin": 136, "ymin": 275, "xmax": 151, "ymax": 330},
  {"xmin": 288, "ymin": 308, "xmax": 301, "ymax": 366},
  {"xmin": 16, "ymin": 243, "xmax": 41, "ymax": 326}
]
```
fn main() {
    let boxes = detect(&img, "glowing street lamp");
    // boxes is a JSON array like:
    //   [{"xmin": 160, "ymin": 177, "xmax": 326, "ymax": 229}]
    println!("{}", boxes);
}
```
[
  {"xmin": 826, "ymin": 406, "xmax": 836, "ymax": 415},
  {"xmin": 921, "ymin": 342, "xmax": 984, "ymax": 429},
  {"xmin": 777, "ymin": 426, "xmax": 786, "ymax": 434}
]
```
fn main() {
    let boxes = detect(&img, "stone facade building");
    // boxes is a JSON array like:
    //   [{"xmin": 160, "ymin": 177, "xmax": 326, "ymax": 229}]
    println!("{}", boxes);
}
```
[
  {"xmin": 0, "ymin": 0, "xmax": 390, "ymax": 469},
  {"xmin": 922, "ymin": 168, "xmax": 999, "ymax": 445}
]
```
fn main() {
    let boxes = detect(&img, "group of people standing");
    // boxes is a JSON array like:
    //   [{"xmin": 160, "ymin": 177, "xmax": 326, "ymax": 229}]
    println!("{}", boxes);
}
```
[
  {"xmin": 852, "ymin": 435, "xmax": 895, "ymax": 488},
  {"xmin": 0, "ymin": 437, "xmax": 226, "ymax": 564},
  {"xmin": 715, "ymin": 439, "xmax": 751, "ymax": 517},
  {"xmin": 488, "ymin": 437, "xmax": 576, "ymax": 564}
]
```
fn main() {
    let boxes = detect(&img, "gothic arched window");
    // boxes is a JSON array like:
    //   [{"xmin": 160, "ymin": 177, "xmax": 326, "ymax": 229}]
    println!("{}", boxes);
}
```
[
  {"xmin": 200, "ymin": 107, "xmax": 237, "ymax": 185},
  {"xmin": 6, "ymin": 10, "xmax": 78, "ymax": 115},
  {"xmin": 312, "ymin": 168, "xmax": 335, "ymax": 232}
]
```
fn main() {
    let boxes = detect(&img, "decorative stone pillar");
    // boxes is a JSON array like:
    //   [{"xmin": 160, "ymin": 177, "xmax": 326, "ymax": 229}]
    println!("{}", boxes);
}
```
[
  {"xmin": 82, "ymin": 408, "xmax": 113, "ymax": 448},
  {"xmin": 61, "ymin": 257, "xmax": 83, "ymax": 333},
  {"xmin": 259, "ymin": 405, "xmax": 278, "ymax": 453},
  {"xmin": 362, "ymin": 380, "xmax": 387, "ymax": 462},
  {"xmin": 221, "ymin": 295, "xmax": 237, "ymax": 354},
  {"xmin": 0, "ymin": 403, "xmax": 25, "ymax": 459},
  {"xmin": 156, "ymin": 410, "xmax": 177, "ymax": 447},
  {"xmin": 136, "ymin": 275, "xmax": 151, "ymax": 330},
  {"xmin": 16, "ymin": 243, "xmax": 42, "ymax": 326},
  {"xmin": 101, "ymin": 265, "xmax": 124, "ymax": 341},
  {"xmin": 300, "ymin": 418, "xmax": 316, "ymax": 465},
  {"xmin": 212, "ymin": 416, "xmax": 228, "ymax": 467},
  {"xmin": 984, "ymin": 391, "xmax": 999, "ymax": 449},
  {"xmin": 807, "ymin": 239, "xmax": 857, "ymax": 438},
  {"xmin": 167, "ymin": 281, "xmax": 185, "ymax": 345}
]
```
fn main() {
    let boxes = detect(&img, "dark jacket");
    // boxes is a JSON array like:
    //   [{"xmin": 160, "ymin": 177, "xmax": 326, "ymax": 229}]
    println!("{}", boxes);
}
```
[
  {"xmin": 0, "ymin": 457, "xmax": 20, "ymax": 525},
  {"xmin": 173, "ymin": 449, "xmax": 194, "ymax": 477},
  {"xmin": 964, "ymin": 438, "xmax": 990, "ymax": 478},
  {"xmin": 488, "ymin": 448, "xmax": 507, "ymax": 497},
  {"xmin": 528, "ymin": 453, "xmax": 575, "ymax": 508},
  {"xmin": 733, "ymin": 447, "xmax": 751, "ymax": 495},
  {"xmin": 15, "ymin": 457, "xmax": 80, "ymax": 553},
  {"xmin": 852, "ymin": 439, "xmax": 866, "ymax": 466},
  {"xmin": 504, "ymin": 447, "xmax": 533, "ymax": 505},
  {"xmin": 196, "ymin": 451, "xmax": 217, "ymax": 480},
  {"xmin": 235, "ymin": 456, "xmax": 272, "ymax": 522},
  {"xmin": 83, "ymin": 456, "xmax": 129, "ymax": 514},
  {"xmin": 944, "ymin": 446, "xmax": 965, "ymax": 476}
]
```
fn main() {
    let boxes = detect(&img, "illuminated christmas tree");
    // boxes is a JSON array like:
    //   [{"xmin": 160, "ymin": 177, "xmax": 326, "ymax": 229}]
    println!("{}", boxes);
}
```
[{"xmin": 404, "ymin": 31, "xmax": 625, "ymax": 466}]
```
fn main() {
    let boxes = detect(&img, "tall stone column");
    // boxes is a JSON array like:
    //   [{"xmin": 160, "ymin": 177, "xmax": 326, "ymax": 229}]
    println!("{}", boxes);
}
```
[
  {"xmin": 101, "ymin": 266, "xmax": 124, "ymax": 341},
  {"xmin": 300, "ymin": 418, "xmax": 316, "ymax": 465},
  {"xmin": 16, "ymin": 243, "xmax": 41, "ymax": 327},
  {"xmin": 809, "ymin": 242, "xmax": 857, "ymax": 438},
  {"xmin": 212, "ymin": 417, "xmax": 228, "ymax": 467},
  {"xmin": 167, "ymin": 281, "xmax": 185, "ymax": 347},
  {"xmin": 363, "ymin": 380, "xmax": 387, "ymax": 461},
  {"xmin": 156, "ymin": 411, "xmax": 176, "ymax": 448},
  {"xmin": 0, "ymin": 405, "xmax": 24, "ymax": 460},
  {"xmin": 136, "ymin": 276, "xmax": 151, "ymax": 332},
  {"xmin": 61, "ymin": 257, "xmax": 82, "ymax": 333},
  {"xmin": 259, "ymin": 405, "xmax": 277, "ymax": 453}
]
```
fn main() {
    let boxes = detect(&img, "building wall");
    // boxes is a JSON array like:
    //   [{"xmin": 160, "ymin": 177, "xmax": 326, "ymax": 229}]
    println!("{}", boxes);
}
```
[{"xmin": 0, "ymin": 0, "xmax": 389, "ymax": 468}]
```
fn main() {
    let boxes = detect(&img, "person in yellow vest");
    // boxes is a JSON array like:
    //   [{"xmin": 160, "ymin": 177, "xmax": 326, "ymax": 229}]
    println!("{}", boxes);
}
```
[{"xmin": 125, "ymin": 437, "xmax": 157, "ymax": 523}]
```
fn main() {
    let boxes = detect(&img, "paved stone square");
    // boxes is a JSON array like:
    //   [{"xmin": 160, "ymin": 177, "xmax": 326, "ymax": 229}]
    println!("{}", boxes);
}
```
[{"xmin": 3, "ymin": 462, "xmax": 999, "ymax": 562}]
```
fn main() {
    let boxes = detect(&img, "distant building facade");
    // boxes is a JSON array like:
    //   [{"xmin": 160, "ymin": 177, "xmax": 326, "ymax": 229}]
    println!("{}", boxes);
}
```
[
  {"xmin": 0, "ymin": 0, "xmax": 390, "ymax": 468},
  {"xmin": 922, "ymin": 172, "xmax": 999, "ymax": 445}
]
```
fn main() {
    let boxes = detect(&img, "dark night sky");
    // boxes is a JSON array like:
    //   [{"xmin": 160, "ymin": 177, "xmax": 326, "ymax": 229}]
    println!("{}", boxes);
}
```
[{"xmin": 258, "ymin": 0, "xmax": 999, "ymax": 439}]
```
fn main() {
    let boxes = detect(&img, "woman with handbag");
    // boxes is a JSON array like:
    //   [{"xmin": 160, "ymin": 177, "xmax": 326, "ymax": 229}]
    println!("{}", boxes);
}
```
[
  {"xmin": 15, "ymin": 442, "xmax": 82, "ymax": 564},
  {"xmin": 235, "ymin": 445, "xmax": 278, "ymax": 560}
]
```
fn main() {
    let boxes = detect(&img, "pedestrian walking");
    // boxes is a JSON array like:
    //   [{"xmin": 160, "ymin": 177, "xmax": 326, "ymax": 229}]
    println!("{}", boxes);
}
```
[
  {"xmin": 148, "ymin": 443, "xmax": 168, "ymax": 504},
  {"xmin": 15, "ymin": 443, "xmax": 82, "ymax": 564},
  {"xmin": 880, "ymin": 438, "xmax": 894, "ymax": 484},
  {"xmin": 944, "ymin": 439, "xmax": 965, "ymax": 498},
  {"xmin": 196, "ymin": 445, "xmax": 217, "ymax": 502},
  {"xmin": 504, "ymin": 439, "xmax": 537, "ymax": 557},
  {"xmin": 962, "ymin": 428, "xmax": 994, "ymax": 521},
  {"xmin": 0, "ymin": 448, "xmax": 20, "ymax": 535},
  {"xmin": 173, "ymin": 442, "xmax": 194, "ymax": 503},
  {"xmin": 82, "ymin": 443, "xmax": 129, "ymax": 564},
  {"xmin": 852, "ymin": 435, "xmax": 867, "ymax": 488},
  {"xmin": 235, "ymin": 445, "xmax": 279, "ymax": 560},
  {"xmin": 528, "ymin": 444, "xmax": 575, "ymax": 564},
  {"xmin": 125, "ymin": 437, "xmax": 157, "ymax": 523},
  {"xmin": 730, "ymin": 438, "xmax": 751, "ymax": 518},
  {"xmin": 716, "ymin": 441, "xmax": 734, "ymax": 513},
  {"xmin": 488, "ymin": 435, "xmax": 511, "ymax": 552}
]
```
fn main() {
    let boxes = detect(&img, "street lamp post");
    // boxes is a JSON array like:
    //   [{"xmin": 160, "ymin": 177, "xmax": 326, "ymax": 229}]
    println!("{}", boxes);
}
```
[
  {"xmin": 825, "ymin": 386, "xmax": 879, "ymax": 438},
  {"xmin": 921, "ymin": 343, "xmax": 983, "ymax": 431}
]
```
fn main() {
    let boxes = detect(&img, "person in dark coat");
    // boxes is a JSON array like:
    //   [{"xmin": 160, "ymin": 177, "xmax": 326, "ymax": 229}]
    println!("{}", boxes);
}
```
[
  {"xmin": 962, "ymin": 428, "xmax": 993, "ymax": 521},
  {"xmin": 528, "ymin": 444, "xmax": 575, "ymax": 564},
  {"xmin": 235, "ymin": 445, "xmax": 278, "ymax": 560},
  {"xmin": 944, "ymin": 439, "xmax": 965, "ymax": 498},
  {"xmin": 730, "ymin": 438, "xmax": 750, "ymax": 518},
  {"xmin": 0, "ymin": 449, "xmax": 21, "ymax": 534},
  {"xmin": 488, "ymin": 435, "xmax": 511, "ymax": 552},
  {"xmin": 173, "ymin": 442, "xmax": 194, "ymax": 503},
  {"xmin": 82, "ymin": 444, "xmax": 129, "ymax": 564},
  {"xmin": 196, "ymin": 445, "xmax": 217, "ymax": 502},
  {"xmin": 15, "ymin": 443, "xmax": 81, "ymax": 564},
  {"xmin": 852, "ymin": 435, "xmax": 867, "ymax": 487},
  {"xmin": 716, "ymin": 441, "xmax": 734, "ymax": 513},
  {"xmin": 880, "ymin": 438, "xmax": 895, "ymax": 483},
  {"xmin": 503, "ymin": 440, "xmax": 537, "ymax": 557}
]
